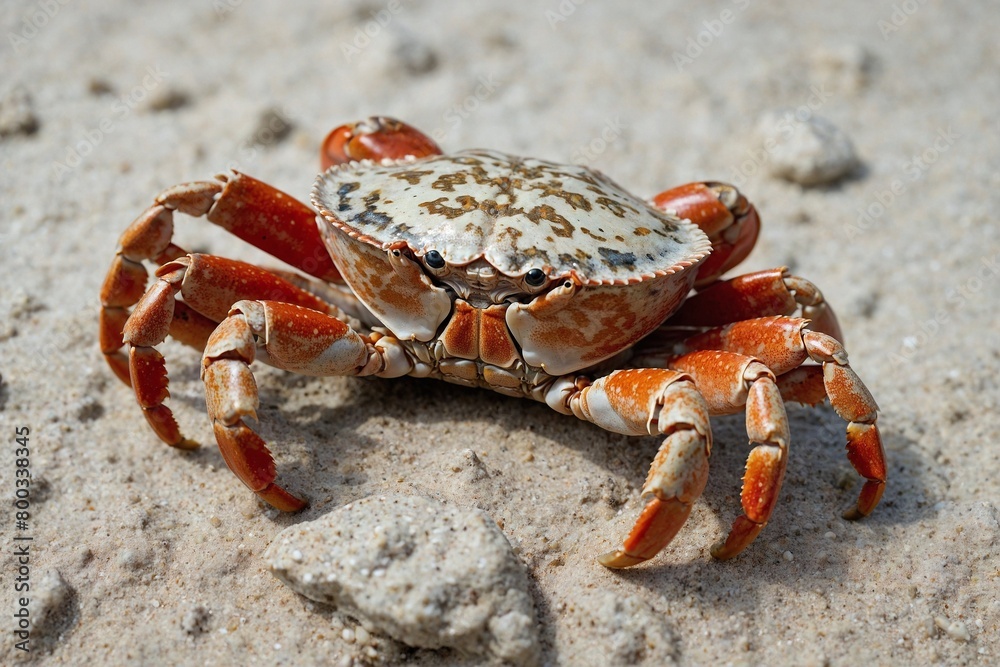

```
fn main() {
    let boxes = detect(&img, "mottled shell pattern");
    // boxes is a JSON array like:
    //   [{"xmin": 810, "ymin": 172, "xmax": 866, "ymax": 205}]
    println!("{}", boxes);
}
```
[
  {"xmin": 311, "ymin": 150, "xmax": 712, "ymax": 376},
  {"xmin": 312, "ymin": 150, "xmax": 710, "ymax": 285}
]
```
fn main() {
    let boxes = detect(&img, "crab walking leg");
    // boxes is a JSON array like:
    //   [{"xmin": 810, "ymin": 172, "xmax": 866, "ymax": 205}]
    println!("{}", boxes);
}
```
[
  {"xmin": 100, "ymin": 171, "xmax": 342, "ymax": 385},
  {"xmin": 320, "ymin": 116, "xmax": 442, "ymax": 170},
  {"xmin": 101, "ymin": 201, "xmax": 190, "ymax": 385},
  {"xmin": 771, "ymin": 364, "xmax": 884, "ymax": 519},
  {"xmin": 545, "ymin": 369, "xmax": 713, "ymax": 568},
  {"xmin": 666, "ymin": 268, "xmax": 844, "ymax": 342},
  {"xmin": 257, "ymin": 267, "xmax": 379, "ymax": 329},
  {"xmin": 650, "ymin": 182, "xmax": 761, "ymax": 287},
  {"xmin": 202, "ymin": 300, "xmax": 408, "ymax": 511},
  {"xmin": 123, "ymin": 254, "xmax": 339, "ymax": 448},
  {"xmin": 774, "ymin": 366, "xmax": 829, "ymax": 408},
  {"xmin": 666, "ymin": 316, "xmax": 886, "ymax": 521},
  {"xmin": 805, "ymin": 337, "xmax": 886, "ymax": 520},
  {"xmin": 167, "ymin": 301, "xmax": 220, "ymax": 352},
  {"xmin": 665, "ymin": 350, "xmax": 791, "ymax": 560}
]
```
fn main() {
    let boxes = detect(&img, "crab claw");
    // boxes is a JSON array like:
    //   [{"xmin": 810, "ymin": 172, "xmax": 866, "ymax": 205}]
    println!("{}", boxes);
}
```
[
  {"xmin": 599, "ymin": 496, "xmax": 694, "ymax": 568},
  {"xmin": 651, "ymin": 182, "xmax": 760, "ymax": 287},
  {"xmin": 320, "ymin": 117, "xmax": 442, "ymax": 170}
]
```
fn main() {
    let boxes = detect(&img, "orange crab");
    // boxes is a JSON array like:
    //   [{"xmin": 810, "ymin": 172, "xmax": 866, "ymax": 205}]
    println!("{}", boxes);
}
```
[{"xmin": 99, "ymin": 117, "xmax": 885, "ymax": 566}]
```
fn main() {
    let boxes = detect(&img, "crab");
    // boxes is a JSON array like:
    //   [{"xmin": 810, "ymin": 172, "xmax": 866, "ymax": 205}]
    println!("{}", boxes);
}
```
[{"xmin": 99, "ymin": 117, "xmax": 885, "ymax": 566}]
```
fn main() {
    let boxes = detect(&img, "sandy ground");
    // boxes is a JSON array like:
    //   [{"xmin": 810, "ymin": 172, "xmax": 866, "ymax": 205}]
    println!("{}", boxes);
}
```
[{"xmin": 1, "ymin": 1, "xmax": 998, "ymax": 665}]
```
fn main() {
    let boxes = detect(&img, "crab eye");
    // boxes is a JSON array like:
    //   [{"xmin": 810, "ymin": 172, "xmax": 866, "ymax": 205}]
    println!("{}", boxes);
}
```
[
  {"xmin": 525, "ymin": 268, "xmax": 547, "ymax": 287},
  {"xmin": 424, "ymin": 250, "xmax": 446, "ymax": 269}
]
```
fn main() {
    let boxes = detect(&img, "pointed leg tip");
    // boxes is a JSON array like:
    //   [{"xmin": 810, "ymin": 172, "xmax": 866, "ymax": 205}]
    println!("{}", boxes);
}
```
[
  {"xmin": 171, "ymin": 437, "xmax": 200, "ymax": 451},
  {"xmin": 598, "ymin": 550, "xmax": 648, "ymax": 569},
  {"xmin": 844, "ymin": 480, "xmax": 884, "ymax": 520},
  {"xmin": 709, "ymin": 541, "xmax": 738, "ymax": 560},
  {"xmin": 711, "ymin": 516, "xmax": 765, "ymax": 560},
  {"xmin": 259, "ymin": 485, "xmax": 308, "ymax": 513}
]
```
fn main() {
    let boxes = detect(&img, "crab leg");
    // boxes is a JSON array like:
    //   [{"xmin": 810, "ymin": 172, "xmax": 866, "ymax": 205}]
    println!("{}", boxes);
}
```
[
  {"xmin": 651, "ymin": 182, "xmax": 760, "ymax": 287},
  {"xmin": 320, "ymin": 116, "xmax": 442, "ymax": 170},
  {"xmin": 665, "ymin": 350, "xmax": 790, "ymax": 559},
  {"xmin": 774, "ymin": 366, "xmax": 829, "ymax": 407},
  {"xmin": 100, "ymin": 200, "xmax": 189, "ymax": 385},
  {"xmin": 123, "ymin": 254, "xmax": 339, "ymax": 448},
  {"xmin": 202, "ymin": 300, "xmax": 410, "ymax": 510},
  {"xmin": 166, "ymin": 301, "xmax": 220, "ymax": 351},
  {"xmin": 545, "ymin": 369, "xmax": 713, "ymax": 568},
  {"xmin": 100, "ymin": 172, "xmax": 343, "ymax": 385},
  {"xmin": 258, "ymin": 267, "xmax": 381, "ymax": 329},
  {"xmin": 647, "ymin": 316, "xmax": 885, "ymax": 523},
  {"xmin": 665, "ymin": 268, "xmax": 844, "ymax": 341}
]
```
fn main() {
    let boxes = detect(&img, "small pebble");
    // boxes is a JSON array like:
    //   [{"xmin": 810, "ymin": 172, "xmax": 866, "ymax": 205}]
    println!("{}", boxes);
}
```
[
  {"xmin": 249, "ymin": 107, "xmax": 293, "ymax": 147},
  {"xmin": 181, "ymin": 606, "xmax": 210, "ymax": 636},
  {"xmin": 146, "ymin": 88, "xmax": 190, "ymax": 112},
  {"xmin": 23, "ymin": 570, "xmax": 76, "ymax": 650},
  {"xmin": 934, "ymin": 616, "xmax": 971, "ymax": 642},
  {"xmin": 394, "ymin": 37, "xmax": 439, "ymax": 75},
  {"xmin": 118, "ymin": 548, "xmax": 147, "ymax": 570},
  {"xmin": 0, "ymin": 85, "xmax": 39, "ymax": 137},
  {"xmin": 756, "ymin": 110, "xmax": 858, "ymax": 186},
  {"xmin": 75, "ymin": 546, "xmax": 94, "ymax": 569},
  {"xmin": 88, "ymin": 78, "xmax": 115, "ymax": 95}
]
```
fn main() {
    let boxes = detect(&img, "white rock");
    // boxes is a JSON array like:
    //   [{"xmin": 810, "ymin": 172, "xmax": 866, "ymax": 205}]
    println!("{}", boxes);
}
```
[
  {"xmin": 28, "ymin": 570, "xmax": 75, "ymax": 645},
  {"xmin": 756, "ymin": 110, "xmax": 859, "ymax": 186},
  {"xmin": 266, "ymin": 494, "xmax": 540, "ymax": 666},
  {"xmin": 935, "ymin": 616, "xmax": 971, "ymax": 642}
]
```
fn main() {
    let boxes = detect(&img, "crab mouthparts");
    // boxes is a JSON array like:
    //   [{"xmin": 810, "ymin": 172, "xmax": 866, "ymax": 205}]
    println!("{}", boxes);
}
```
[
  {"xmin": 435, "ymin": 259, "xmax": 524, "ymax": 308},
  {"xmin": 464, "ymin": 262, "xmax": 497, "ymax": 290}
]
